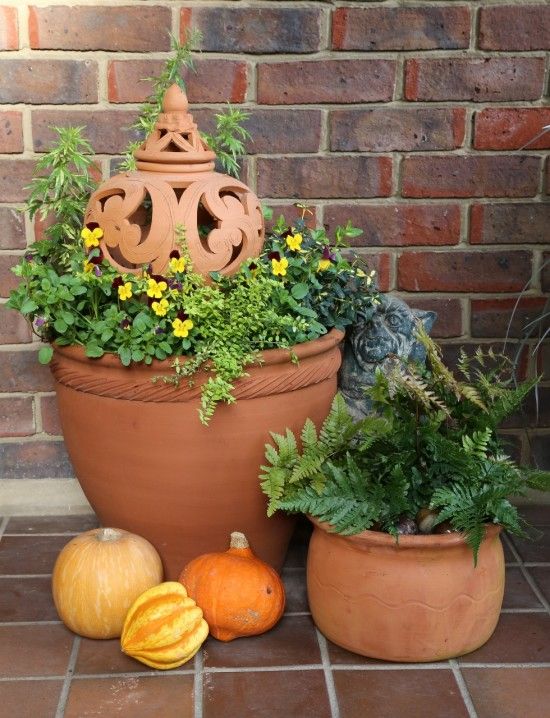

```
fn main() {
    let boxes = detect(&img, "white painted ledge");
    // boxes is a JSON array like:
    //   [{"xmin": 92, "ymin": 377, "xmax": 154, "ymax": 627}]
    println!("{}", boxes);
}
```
[{"xmin": 0, "ymin": 479, "xmax": 93, "ymax": 516}]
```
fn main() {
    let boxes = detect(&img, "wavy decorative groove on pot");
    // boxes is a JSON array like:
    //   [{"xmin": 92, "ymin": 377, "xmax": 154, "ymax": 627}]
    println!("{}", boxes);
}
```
[
  {"xmin": 51, "ymin": 331, "xmax": 344, "ymax": 579},
  {"xmin": 307, "ymin": 518, "xmax": 505, "ymax": 663}
]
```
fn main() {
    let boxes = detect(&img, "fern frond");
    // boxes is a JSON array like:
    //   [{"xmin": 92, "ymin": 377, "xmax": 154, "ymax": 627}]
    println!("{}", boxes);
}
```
[
  {"xmin": 523, "ymin": 469, "xmax": 550, "ymax": 492},
  {"xmin": 462, "ymin": 427, "xmax": 492, "ymax": 459},
  {"xmin": 459, "ymin": 383, "xmax": 488, "ymax": 412}
]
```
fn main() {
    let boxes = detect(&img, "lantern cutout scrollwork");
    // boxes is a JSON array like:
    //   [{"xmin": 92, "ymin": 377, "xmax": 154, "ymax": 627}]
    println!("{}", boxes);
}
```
[{"xmin": 84, "ymin": 84, "xmax": 264, "ymax": 276}]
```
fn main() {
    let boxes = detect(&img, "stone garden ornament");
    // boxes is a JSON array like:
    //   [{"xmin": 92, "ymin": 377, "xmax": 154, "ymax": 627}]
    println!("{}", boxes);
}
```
[{"xmin": 339, "ymin": 295, "xmax": 437, "ymax": 420}]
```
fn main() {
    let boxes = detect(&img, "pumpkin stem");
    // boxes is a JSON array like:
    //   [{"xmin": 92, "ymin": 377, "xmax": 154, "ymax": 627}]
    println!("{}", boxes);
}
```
[
  {"xmin": 229, "ymin": 531, "xmax": 249, "ymax": 550},
  {"xmin": 96, "ymin": 527, "xmax": 123, "ymax": 542}
]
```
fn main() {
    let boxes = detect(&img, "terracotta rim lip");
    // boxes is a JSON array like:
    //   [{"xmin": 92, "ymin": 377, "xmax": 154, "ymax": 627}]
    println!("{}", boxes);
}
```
[
  {"xmin": 51, "ymin": 328, "xmax": 344, "ymax": 372},
  {"xmin": 308, "ymin": 516, "xmax": 502, "ymax": 549}
]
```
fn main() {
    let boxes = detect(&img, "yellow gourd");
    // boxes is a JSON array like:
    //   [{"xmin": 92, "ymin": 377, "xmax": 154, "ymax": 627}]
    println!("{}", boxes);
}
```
[
  {"xmin": 121, "ymin": 582, "xmax": 209, "ymax": 669},
  {"xmin": 52, "ymin": 527, "xmax": 163, "ymax": 639}
]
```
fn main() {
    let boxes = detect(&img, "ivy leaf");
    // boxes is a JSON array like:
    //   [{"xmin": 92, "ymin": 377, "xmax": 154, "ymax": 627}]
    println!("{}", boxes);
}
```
[
  {"xmin": 38, "ymin": 346, "xmax": 53, "ymax": 364},
  {"xmin": 291, "ymin": 283, "xmax": 309, "ymax": 300}
]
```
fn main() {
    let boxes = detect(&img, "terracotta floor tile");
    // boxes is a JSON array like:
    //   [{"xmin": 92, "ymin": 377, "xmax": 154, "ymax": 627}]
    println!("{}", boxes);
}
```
[
  {"xmin": 63, "ymin": 675, "xmax": 194, "ymax": 718},
  {"xmin": 529, "ymin": 566, "xmax": 550, "ymax": 604},
  {"xmin": 326, "ymin": 638, "xmax": 391, "ymax": 666},
  {"xmin": 502, "ymin": 567, "xmax": 543, "ymax": 609},
  {"xmin": 6, "ymin": 514, "xmax": 99, "ymax": 534},
  {"xmin": 0, "ymin": 535, "xmax": 69, "ymax": 575},
  {"xmin": 518, "ymin": 505, "xmax": 550, "ymax": 527},
  {"xmin": 463, "ymin": 667, "xmax": 550, "ymax": 718},
  {"xmin": 333, "ymin": 669, "xmax": 469, "ymax": 718},
  {"xmin": 203, "ymin": 615, "xmax": 321, "ymax": 668},
  {"xmin": 458, "ymin": 613, "xmax": 550, "ymax": 663},
  {"xmin": 202, "ymin": 669, "xmax": 331, "ymax": 718},
  {"xmin": 502, "ymin": 537, "xmax": 516, "ymax": 562},
  {"xmin": 0, "ymin": 624, "xmax": 74, "ymax": 677},
  {"xmin": 508, "ymin": 530, "xmax": 550, "ymax": 563},
  {"xmin": 0, "ymin": 576, "xmax": 58, "ymax": 621},
  {"xmin": 76, "ymin": 637, "xmax": 157, "ymax": 675},
  {"xmin": 0, "ymin": 679, "xmax": 63, "ymax": 718},
  {"xmin": 282, "ymin": 568, "xmax": 309, "ymax": 613}
]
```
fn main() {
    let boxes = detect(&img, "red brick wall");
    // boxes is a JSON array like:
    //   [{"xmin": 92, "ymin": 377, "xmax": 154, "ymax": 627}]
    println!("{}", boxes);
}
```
[{"xmin": 0, "ymin": 1, "xmax": 549, "ymax": 483}]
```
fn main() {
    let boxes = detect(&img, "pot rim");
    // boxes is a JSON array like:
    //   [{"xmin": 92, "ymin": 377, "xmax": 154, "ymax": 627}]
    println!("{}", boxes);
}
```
[
  {"xmin": 51, "ymin": 327, "xmax": 345, "ymax": 372},
  {"xmin": 308, "ymin": 516, "xmax": 502, "ymax": 549}
]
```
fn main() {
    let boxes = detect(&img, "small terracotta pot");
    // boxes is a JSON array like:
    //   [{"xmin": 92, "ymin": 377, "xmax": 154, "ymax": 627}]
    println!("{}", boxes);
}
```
[
  {"xmin": 50, "ymin": 330, "xmax": 343, "ymax": 579},
  {"xmin": 307, "ymin": 518, "xmax": 504, "ymax": 662}
]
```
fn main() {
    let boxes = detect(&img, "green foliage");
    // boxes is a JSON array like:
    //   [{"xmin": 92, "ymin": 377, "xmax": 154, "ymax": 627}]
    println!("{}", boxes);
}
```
[
  {"xmin": 260, "ymin": 208, "xmax": 378, "ymax": 333},
  {"xmin": 24, "ymin": 126, "xmax": 97, "ymax": 271},
  {"xmin": 261, "ymin": 332, "xmax": 550, "ymax": 562},
  {"xmin": 202, "ymin": 105, "xmax": 251, "ymax": 177}
]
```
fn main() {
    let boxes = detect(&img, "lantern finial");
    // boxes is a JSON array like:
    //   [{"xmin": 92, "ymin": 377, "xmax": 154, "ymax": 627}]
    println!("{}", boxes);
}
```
[
  {"xmin": 162, "ymin": 83, "xmax": 188, "ymax": 113},
  {"xmin": 133, "ymin": 83, "xmax": 216, "ymax": 172}
]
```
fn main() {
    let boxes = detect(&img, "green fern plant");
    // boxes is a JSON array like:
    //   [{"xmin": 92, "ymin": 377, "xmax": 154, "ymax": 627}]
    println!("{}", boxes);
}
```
[{"xmin": 261, "ymin": 332, "xmax": 550, "ymax": 562}]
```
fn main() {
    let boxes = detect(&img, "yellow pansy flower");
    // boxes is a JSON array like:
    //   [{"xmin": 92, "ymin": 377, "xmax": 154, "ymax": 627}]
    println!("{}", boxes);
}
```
[
  {"xmin": 271, "ymin": 257, "xmax": 289, "ymax": 277},
  {"xmin": 81, "ymin": 226, "xmax": 103, "ymax": 249},
  {"xmin": 169, "ymin": 256, "xmax": 186, "ymax": 273},
  {"xmin": 172, "ymin": 317, "xmax": 194, "ymax": 338},
  {"xmin": 146, "ymin": 278, "xmax": 168, "ymax": 298},
  {"xmin": 152, "ymin": 298, "xmax": 170, "ymax": 317},
  {"xmin": 118, "ymin": 282, "xmax": 133, "ymax": 301},
  {"xmin": 286, "ymin": 233, "xmax": 303, "ymax": 252},
  {"xmin": 83, "ymin": 260, "xmax": 95, "ymax": 273},
  {"xmin": 317, "ymin": 259, "xmax": 331, "ymax": 272}
]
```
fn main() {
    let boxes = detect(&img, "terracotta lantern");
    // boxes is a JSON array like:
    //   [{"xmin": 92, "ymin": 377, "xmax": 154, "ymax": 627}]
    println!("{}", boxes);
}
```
[{"xmin": 84, "ymin": 84, "xmax": 264, "ymax": 276}]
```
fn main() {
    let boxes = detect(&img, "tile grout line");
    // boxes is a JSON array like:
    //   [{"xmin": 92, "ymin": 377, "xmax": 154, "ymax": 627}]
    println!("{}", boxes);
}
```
[
  {"xmin": 316, "ymin": 629, "xmax": 340, "ymax": 718},
  {"xmin": 205, "ymin": 664, "xmax": 324, "ymax": 673},
  {"xmin": 55, "ymin": 636, "xmax": 80, "ymax": 718},
  {"xmin": 518, "ymin": 566, "xmax": 550, "ymax": 613},
  {"xmin": 194, "ymin": 649, "xmax": 203, "ymax": 718},
  {"xmin": 449, "ymin": 659, "xmax": 479, "ymax": 718},
  {"xmin": 0, "ymin": 517, "xmax": 9, "ymax": 540},
  {"xmin": 504, "ymin": 533, "xmax": 550, "ymax": 613}
]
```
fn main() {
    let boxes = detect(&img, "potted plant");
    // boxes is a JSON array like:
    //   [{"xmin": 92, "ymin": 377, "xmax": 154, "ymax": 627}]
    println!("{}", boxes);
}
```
[
  {"xmin": 260, "ymin": 328, "xmax": 550, "ymax": 661},
  {"xmin": 7, "ymin": 39, "xmax": 378, "ymax": 579}
]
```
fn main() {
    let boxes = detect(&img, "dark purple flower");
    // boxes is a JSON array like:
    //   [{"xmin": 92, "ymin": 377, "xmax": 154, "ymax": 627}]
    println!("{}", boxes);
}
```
[
  {"xmin": 112, "ymin": 276, "xmax": 124, "ymax": 289},
  {"xmin": 167, "ymin": 278, "xmax": 182, "ymax": 290},
  {"xmin": 93, "ymin": 266, "xmax": 102, "ymax": 277},
  {"xmin": 35, "ymin": 316, "xmax": 45, "ymax": 327},
  {"xmin": 24, "ymin": 252, "xmax": 34, "ymax": 262},
  {"xmin": 169, "ymin": 249, "xmax": 181, "ymax": 259},
  {"xmin": 88, "ymin": 249, "xmax": 104, "ymax": 265},
  {"xmin": 155, "ymin": 326, "xmax": 165, "ymax": 335},
  {"xmin": 322, "ymin": 245, "xmax": 336, "ymax": 262},
  {"xmin": 120, "ymin": 318, "xmax": 131, "ymax": 330},
  {"xmin": 177, "ymin": 310, "xmax": 189, "ymax": 321},
  {"xmin": 249, "ymin": 261, "xmax": 258, "ymax": 271},
  {"xmin": 268, "ymin": 251, "xmax": 281, "ymax": 261}
]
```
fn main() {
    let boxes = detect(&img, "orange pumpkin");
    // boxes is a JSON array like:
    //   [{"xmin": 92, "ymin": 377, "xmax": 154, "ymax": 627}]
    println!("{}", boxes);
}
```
[
  {"xmin": 179, "ymin": 531, "xmax": 285, "ymax": 641},
  {"xmin": 52, "ymin": 527, "xmax": 163, "ymax": 639}
]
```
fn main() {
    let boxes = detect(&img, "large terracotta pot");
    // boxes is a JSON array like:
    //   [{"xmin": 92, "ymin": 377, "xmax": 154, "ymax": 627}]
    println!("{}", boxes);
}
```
[
  {"xmin": 307, "ymin": 518, "xmax": 504, "ymax": 662},
  {"xmin": 50, "ymin": 330, "xmax": 343, "ymax": 579}
]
